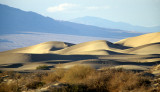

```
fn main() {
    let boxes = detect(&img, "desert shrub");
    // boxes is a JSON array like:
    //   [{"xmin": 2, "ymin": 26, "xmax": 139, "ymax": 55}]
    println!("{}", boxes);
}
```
[
  {"xmin": 0, "ymin": 83, "xmax": 20, "ymax": 92},
  {"xmin": 45, "ymin": 66, "xmax": 153, "ymax": 92},
  {"xmin": 26, "ymin": 81, "xmax": 45, "ymax": 89},
  {"xmin": 36, "ymin": 65, "xmax": 49, "ymax": 70},
  {"xmin": 43, "ymin": 68, "xmax": 65, "ymax": 83},
  {"xmin": 0, "ymin": 71, "xmax": 21, "ymax": 79},
  {"xmin": 105, "ymin": 69, "xmax": 151, "ymax": 92},
  {"xmin": 62, "ymin": 65, "xmax": 95, "ymax": 84},
  {"xmin": 62, "ymin": 67, "xmax": 152, "ymax": 92},
  {"xmin": 0, "ymin": 65, "xmax": 156, "ymax": 92}
]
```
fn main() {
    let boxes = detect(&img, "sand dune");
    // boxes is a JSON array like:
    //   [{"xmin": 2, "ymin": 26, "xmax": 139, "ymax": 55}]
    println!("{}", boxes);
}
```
[
  {"xmin": 53, "ymin": 40, "xmax": 129, "ymax": 55},
  {"xmin": 115, "ymin": 32, "xmax": 160, "ymax": 47},
  {"xmin": 0, "ymin": 32, "xmax": 160, "ymax": 71},
  {"xmin": 68, "ymin": 50, "xmax": 125, "ymax": 55},
  {"xmin": 1, "ymin": 41, "xmax": 74, "ymax": 54},
  {"xmin": 0, "ymin": 53, "xmax": 30, "ymax": 64},
  {"xmin": 124, "ymin": 42, "xmax": 160, "ymax": 55}
]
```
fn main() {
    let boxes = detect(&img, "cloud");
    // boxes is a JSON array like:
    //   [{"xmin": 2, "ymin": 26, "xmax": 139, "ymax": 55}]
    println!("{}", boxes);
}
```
[
  {"xmin": 86, "ymin": 6, "xmax": 110, "ymax": 10},
  {"xmin": 47, "ymin": 3, "xmax": 77, "ymax": 12}
]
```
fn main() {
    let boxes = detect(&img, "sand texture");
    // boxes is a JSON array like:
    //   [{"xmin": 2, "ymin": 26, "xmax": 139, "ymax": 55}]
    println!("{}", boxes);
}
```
[{"xmin": 0, "ymin": 32, "xmax": 160, "ymax": 71}]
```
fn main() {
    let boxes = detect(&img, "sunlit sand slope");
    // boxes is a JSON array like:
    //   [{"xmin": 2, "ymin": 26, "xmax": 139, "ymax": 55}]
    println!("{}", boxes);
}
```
[
  {"xmin": 116, "ymin": 32, "xmax": 160, "ymax": 47},
  {"xmin": 0, "ymin": 32, "xmax": 160, "ymax": 71},
  {"xmin": 124, "ymin": 42, "xmax": 160, "ymax": 55},
  {"xmin": 53, "ymin": 40, "xmax": 129, "ymax": 55},
  {"xmin": 1, "ymin": 41, "xmax": 74, "ymax": 54}
]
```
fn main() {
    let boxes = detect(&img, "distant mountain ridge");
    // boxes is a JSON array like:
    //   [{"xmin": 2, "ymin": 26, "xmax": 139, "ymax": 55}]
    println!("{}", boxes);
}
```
[
  {"xmin": 0, "ymin": 4, "xmax": 143, "ymax": 38},
  {"xmin": 70, "ymin": 16, "xmax": 160, "ymax": 32}
]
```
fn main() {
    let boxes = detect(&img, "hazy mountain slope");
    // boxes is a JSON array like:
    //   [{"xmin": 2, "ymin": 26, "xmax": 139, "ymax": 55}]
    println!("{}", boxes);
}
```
[
  {"xmin": 115, "ymin": 32, "xmax": 160, "ymax": 47},
  {"xmin": 70, "ymin": 16, "xmax": 160, "ymax": 32},
  {"xmin": 0, "ymin": 4, "xmax": 142, "ymax": 38}
]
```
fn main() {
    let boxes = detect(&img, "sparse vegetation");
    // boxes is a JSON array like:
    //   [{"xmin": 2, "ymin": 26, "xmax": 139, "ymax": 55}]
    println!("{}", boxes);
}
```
[
  {"xmin": 36, "ymin": 65, "xmax": 49, "ymax": 70},
  {"xmin": 42, "ymin": 68, "xmax": 65, "ymax": 83},
  {"xmin": 0, "ymin": 65, "xmax": 160, "ymax": 92},
  {"xmin": 26, "ymin": 81, "xmax": 45, "ymax": 89},
  {"xmin": 62, "ymin": 65, "xmax": 95, "ymax": 84}
]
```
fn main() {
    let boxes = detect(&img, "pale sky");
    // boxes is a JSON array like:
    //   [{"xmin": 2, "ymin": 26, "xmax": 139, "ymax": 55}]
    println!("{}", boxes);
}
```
[{"xmin": 0, "ymin": 0, "xmax": 160, "ymax": 27}]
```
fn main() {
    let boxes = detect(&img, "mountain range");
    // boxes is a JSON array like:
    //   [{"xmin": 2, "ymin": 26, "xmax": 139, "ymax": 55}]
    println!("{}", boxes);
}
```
[
  {"xmin": 0, "ymin": 4, "xmax": 142, "ymax": 38},
  {"xmin": 70, "ymin": 16, "xmax": 160, "ymax": 32},
  {"xmin": 0, "ymin": 4, "xmax": 147, "ymax": 51}
]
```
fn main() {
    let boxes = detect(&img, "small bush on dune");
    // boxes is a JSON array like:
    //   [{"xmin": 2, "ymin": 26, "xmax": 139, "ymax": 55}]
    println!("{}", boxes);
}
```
[{"xmin": 36, "ymin": 65, "xmax": 49, "ymax": 70}]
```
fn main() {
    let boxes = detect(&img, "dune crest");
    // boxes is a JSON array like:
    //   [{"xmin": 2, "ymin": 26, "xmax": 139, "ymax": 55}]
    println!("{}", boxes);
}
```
[
  {"xmin": 115, "ymin": 32, "xmax": 160, "ymax": 47},
  {"xmin": 124, "ymin": 42, "xmax": 160, "ymax": 55},
  {"xmin": 0, "ymin": 32, "xmax": 160, "ymax": 71},
  {"xmin": 1, "ymin": 41, "xmax": 74, "ymax": 54},
  {"xmin": 53, "ymin": 40, "xmax": 128, "ymax": 55}
]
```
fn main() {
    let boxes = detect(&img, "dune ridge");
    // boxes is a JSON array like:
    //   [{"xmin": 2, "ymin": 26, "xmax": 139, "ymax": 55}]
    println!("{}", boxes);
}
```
[
  {"xmin": 124, "ymin": 42, "xmax": 160, "ymax": 55},
  {"xmin": 115, "ymin": 32, "xmax": 160, "ymax": 47},
  {"xmin": 1, "ymin": 41, "xmax": 74, "ymax": 54},
  {"xmin": 0, "ymin": 32, "xmax": 160, "ymax": 71},
  {"xmin": 53, "ymin": 40, "xmax": 129, "ymax": 55}
]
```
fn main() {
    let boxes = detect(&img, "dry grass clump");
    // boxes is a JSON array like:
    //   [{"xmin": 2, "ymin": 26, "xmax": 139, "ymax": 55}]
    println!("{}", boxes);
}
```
[
  {"xmin": 46, "ymin": 66, "xmax": 152, "ymax": 92},
  {"xmin": 36, "ymin": 65, "xmax": 49, "ymax": 70},
  {"xmin": 80, "ymin": 68, "xmax": 152, "ymax": 92},
  {"xmin": 42, "ymin": 68, "xmax": 65, "ymax": 83},
  {"xmin": 0, "ymin": 83, "xmax": 20, "ymax": 92},
  {"xmin": 61, "ymin": 65, "xmax": 95, "ymax": 84},
  {"xmin": 104, "ymin": 69, "xmax": 151, "ymax": 92},
  {"xmin": 0, "ymin": 71, "xmax": 47, "ymax": 91}
]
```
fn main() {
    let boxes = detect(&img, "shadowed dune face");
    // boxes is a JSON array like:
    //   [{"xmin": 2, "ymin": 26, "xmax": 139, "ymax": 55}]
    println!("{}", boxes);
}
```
[
  {"xmin": 0, "ymin": 53, "xmax": 31, "ymax": 64},
  {"xmin": 116, "ymin": 32, "xmax": 160, "ymax": 47},
  {"xmin": 0, "ymin": 32, "xmax": 160, "ymax": 71}
]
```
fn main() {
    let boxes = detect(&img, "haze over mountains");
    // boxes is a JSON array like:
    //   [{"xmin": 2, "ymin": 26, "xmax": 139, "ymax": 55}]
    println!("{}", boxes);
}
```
[
  {"xmin": 0, "ymin": 4, "xmax": 145, "ymax": 51},
  {"xmin": 0, "ymin": 32, "xmax": 160, "ymax": 71},
  {"xmin": 70, "ymin": 16, "xmax": 160, "ymax": 32},
  {"xmin": 0, "ymin": 4, "xmax": 142, "ymax": 38}
]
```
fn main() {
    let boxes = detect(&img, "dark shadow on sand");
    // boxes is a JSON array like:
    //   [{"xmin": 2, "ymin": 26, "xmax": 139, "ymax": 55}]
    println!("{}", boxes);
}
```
[
  {"xmin": 83, "ymin": 59, "xmax": 160, "ymax": 66},
  {"xmin": 29, "ymin": 54, "xmax": 98, "ymax": 62},
  {"xmin": 0, "ymin": 63, "xmax": 23, "ymax": 68}
]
